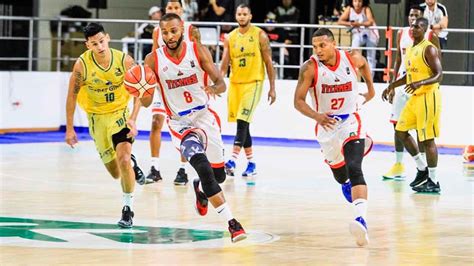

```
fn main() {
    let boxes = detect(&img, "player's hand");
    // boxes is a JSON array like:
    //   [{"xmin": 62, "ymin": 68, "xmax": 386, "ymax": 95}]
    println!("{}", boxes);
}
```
[
  {"xmin": 405, "ymin": 82, "xmax": 421, "ymax": 94},
  {"xmin": 314, "ymin": 112, "xmax": 337, "ymax": 131},
  {"xmin": 268, "ymin": 88, "xmax": 276, "ymax": 105},
  {"xmin": 202, "ymin": 85, "xmax": 221, "ymax": 99},
  {"xmin": 65, "ymin": 129, "xmax": 78, "ymax": 148},
  {"xmin": 126, "ymin": 119, "xmax": 138, "ymax": 138},
  {"xmin": 351, "ymin": 21, "xmax": 361, "ymax": 28},
  {"xmin": 359, "ymin": 88, "xmax": 375, "ymax": 105},
  {"xmin": 382, "ymin": 84, "xmax": 395, "ymax": 103}
]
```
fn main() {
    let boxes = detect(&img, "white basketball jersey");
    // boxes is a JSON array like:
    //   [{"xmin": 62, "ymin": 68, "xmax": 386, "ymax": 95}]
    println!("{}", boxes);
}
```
[
  {"xmin": 310, "ymin": 50, "xmax": 359, "ymax": 115},
  {"xmin": 156, "ymin": 22, "xmax": 192, "ymax": 48},
  {"xmin": 154, "ymin": 41, "xmax": 208, "ymax": 117},
  {"xmin": 398, "ymin": 27, "xmax": 434, "ymax": 76}
]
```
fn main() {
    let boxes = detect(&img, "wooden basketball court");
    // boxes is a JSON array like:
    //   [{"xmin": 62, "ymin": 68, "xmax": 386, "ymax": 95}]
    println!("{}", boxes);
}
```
[{"xmin": 0, "ymin": 140, "xmax": 472, "ymax": 264}]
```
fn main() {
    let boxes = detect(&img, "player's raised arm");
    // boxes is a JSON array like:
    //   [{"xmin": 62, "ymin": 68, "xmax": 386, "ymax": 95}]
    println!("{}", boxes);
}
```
[
  {"xmin": 65, "ymin": 59, "xmax": 84, "ymax": 148},
  {"xmin": 293, "ymin": 59, "xmax": 337, "ymax": 131},
  {"xmin": 259, "ymin": 30, "xmax": 276, "ymax": 104},
  {"xmin": 349, "ymin": 51, "xmax": 375, "ymax": 104}
]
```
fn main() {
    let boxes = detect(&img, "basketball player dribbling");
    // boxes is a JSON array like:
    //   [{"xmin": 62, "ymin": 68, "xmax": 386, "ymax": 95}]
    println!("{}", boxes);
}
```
[
  {"xmin": 140, "ymin": 13, "xmax": 247, "ymax": 243},
  {"xmin": 294, "ymin": 28, "xmax": 375, "ymax": 246}
]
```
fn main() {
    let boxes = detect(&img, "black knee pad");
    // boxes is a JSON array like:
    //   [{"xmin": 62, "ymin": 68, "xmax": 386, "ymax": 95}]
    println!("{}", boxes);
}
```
[
  {"xmin": 189, "ymin": 153, "xmax": 222, "ymax": 197},
  {"xmin": 331, "ymin": 166, "xmax": 348, "ymax": 184},
  {"xmin": 112, "ymin": 128, "xmax": 133, "ymax": 149},
  {"xmin": 234, "ymin": 119, "xmax": 249, "ymax": 147},
  {"xmin": 343, "ymin": 139, "xmax": 366, "ymax": 186},
  {"xmin": 213, "ymin": 167, "xmax": 226, "ymax": 183},
  {"xmin": 180, "ymin": 132, "xmax": 205, "ymax": 162},
  {"xmin": 243, "ymin": 126, "xmax": 252, "ymax": 148}
]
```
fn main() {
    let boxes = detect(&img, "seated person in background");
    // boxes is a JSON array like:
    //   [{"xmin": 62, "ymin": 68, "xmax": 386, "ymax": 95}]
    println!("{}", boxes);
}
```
[
  {"xmin": 338, "ymin": 0, "xmax": 378, "ymax": 77},
  {"xmin": 132, "ymin": 6, "xmax": 163, "ymax": 57}
]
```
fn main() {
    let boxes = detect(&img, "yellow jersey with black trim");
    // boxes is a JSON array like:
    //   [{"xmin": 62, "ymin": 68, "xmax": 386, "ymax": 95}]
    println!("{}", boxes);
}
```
[
  {"xmin": 228, "ymin": 25, "xmax": 265, "ymax": 83},
  {"xmin": 77, "ymin": 48, "xmax": 130, "ymax": 114},
  {"xmin": 405, "ymin": 39, "xmax": 439, "ymax": 95}
]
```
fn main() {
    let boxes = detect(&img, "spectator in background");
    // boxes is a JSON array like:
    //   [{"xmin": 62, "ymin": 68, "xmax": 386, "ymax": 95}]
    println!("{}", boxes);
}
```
[
  {"xmin": 202, "ymin": 0, "xmax": 233, "ymax": 31},
  {"xmin": 268, "ymin": 0, "xmax": 300, "ymax": 79},
  {"xmin": 182, "ymin": 0, "xmax": 199, "ymax": 21},
  {"xmin": 132, "ymin": 6, "xmax": 162, "ymax": 59},
  {"xmin": 263, "ymin": 12, "xmax": 289, "ymax": 72},
  {"xmin": 338, "ymin": 0, "xmax": 378, "ymax": 77},
  {"xmin": 420, "ymin": 0, "xmax": 448, "ymax": 49}
]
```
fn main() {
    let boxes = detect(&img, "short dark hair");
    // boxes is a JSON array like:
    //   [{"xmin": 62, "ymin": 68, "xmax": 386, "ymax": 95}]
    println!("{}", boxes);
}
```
[
  {"xmin": 83, "ymin": 22, "xmax": 105, "ymax": 40},
  {"xmin": 167, "ymin": 0, "xmax": 182, "ymax": 6},
  {"xmin": 160, "ymin": 13, "xmax": 182, "ymax": 26},
  {"xmin": 236, "ymin": 3, "xmax": 251, "ymax": 13},
  {"xmin": 312, "ymin": 28, "xmax": 334, "ymax": 40},
  {"xmin": 409, "ymin": 5, "xmax": 423, "ymax": 13},
  {"xmin": 348, "ymin": 0, "xmax": 370, "ymax": 8},
  {"xmin": 416, "ymin": 17, "xmax": 429, "ymax": 30}
]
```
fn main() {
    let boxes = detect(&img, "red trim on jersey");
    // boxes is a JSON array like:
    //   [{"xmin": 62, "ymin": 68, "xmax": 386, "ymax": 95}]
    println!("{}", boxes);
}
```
[
  {"xmin": 389, "ymin": 119, "xmax": 397, "ymax": 124},
  {"xmin": 344, "ymin": 51, "xmax": 358, "ymax": 74},
  {"xmin": 341, "ymin": 113, "xmax": 362, "ymax": 149},
  {"xmin": 188, "ymin": 24, "xmax": 193, "ymax": 41},
  {"xmin": 211, "ymin": 162, "xmax": 225, "ymax": 168},
  {"xmin": 427, "ymin": 30, "xmax": 434, "ymax": 41},
  {"xmin": 208, "ymin": 107, "xmax": 222, "ymax": 131},
  {"xmin": 325, "ymin": 49, "xmax": 341, "ymax": 72},
  {"xmin": 309, "ymin": 57, "xmax": 319, "ymax": 112},
  {"xmin": 310, "ymin": 57, "xmax": 318, "ymax": 88},
  {"xmin": 164, "ymin": 42, "xmax": 187, "ymax": 65},
  {"xmin": 192, "ymin": 42, "xmax": 204, "ymax": 69},
  {"xmin": 154, "ymin": 50, "xmax": 172, "ymax": 116}
]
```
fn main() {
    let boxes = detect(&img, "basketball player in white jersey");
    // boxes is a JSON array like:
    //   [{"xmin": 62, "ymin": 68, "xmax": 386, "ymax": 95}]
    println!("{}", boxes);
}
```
[
  {"xmin": 141, "ymin": 13, "xmax": 247, "ymax": 243},
  {"xmin": 146, "ymin": 0, "xmax": 203, "ymax": 185},
  {"xmin": 294, "ymin": 28, "xmax": 375, "ymax": 247},
  {"xmin": 382, "ymin": 5, "xmax": 440, "ymax": 180}
]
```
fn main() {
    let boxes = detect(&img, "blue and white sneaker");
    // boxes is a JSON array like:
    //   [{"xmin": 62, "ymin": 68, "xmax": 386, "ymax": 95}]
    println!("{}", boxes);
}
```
[
  {"xmin": 349, "ymin": 216, "xmax": 369, "ymax": 247},
  {"xmin": 341, "ymin": 181, "xmax": 352, "ymax": 203},
  {"xmin": 242, "ymin": 162, "xmax": 257, "ymax": 186},
  {"xmin": 224, "ymin": 160, "xmax": 236, "ymax": 176}
]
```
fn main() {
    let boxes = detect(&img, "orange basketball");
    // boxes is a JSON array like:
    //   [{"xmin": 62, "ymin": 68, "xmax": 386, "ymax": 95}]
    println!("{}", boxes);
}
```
[
  {"xmin": 463, "ymin": 145, "xmax": 474, "ymax": 162},
  {"xmin": 124, "ymin": 65, "xmax": 157, "ymax": 98}
]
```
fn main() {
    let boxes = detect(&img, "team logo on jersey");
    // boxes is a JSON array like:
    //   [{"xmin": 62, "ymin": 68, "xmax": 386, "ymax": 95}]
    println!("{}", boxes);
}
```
[
  {"xmin": 334, "ymin": 77, "xmax": 340, "ymax": 82},
  {"xmin": 240, "ymin": 46, "xmax": 244, "ymax": 52},
  {"xmin": 249, "ymin": 36, "xmax": 254, "ymax": 42},
  {"xmin": 105, "ymin": 81, "xmax": 112, "ymax": 86},
  {"xmin": 241, "ymin": 108, "xmax": 250, "ymax": 116},
  {"xmin": 177, "ymin": 70, "xmax": 184, "ymax": 76},
  {"xmin": 346, "ymin": 67, "xmax": 350, "ymax": 75},
  {"xmin": 91, "ymin": 72, "xmax": 96, "ymax": 77},
  {"xmin": 190, "ymin": 60, "xmax": 195, "ymax": 68},
  {"xmin": 114, "ymin": 67, "xmax": 123, "ymax": 76},
  {"xmin": 163, "ymin": 66, "xmax": 168, "ymax": 72}
]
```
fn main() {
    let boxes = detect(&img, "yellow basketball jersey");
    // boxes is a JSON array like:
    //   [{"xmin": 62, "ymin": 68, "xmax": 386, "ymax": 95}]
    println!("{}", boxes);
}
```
[
  {"xmin": 77, "ymin": 48, "xmax": 130, "ymax": 114},
  {"xmin": 405, "ymin": 39, "xmax": 439, "ymax": 95},
  {"xmin": 228, "ymin": 25, "xmax": 265, "ymax": 83}
]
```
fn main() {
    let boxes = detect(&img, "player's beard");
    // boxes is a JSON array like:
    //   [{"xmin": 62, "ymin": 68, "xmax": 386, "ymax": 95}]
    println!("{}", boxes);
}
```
[
  {"xmin": 165, "ymin": 34, "xmax": 184, "ymax": 50},
  {"xmin": 238, "ymin": 20, "xmax": 250, "ymax": 27}
]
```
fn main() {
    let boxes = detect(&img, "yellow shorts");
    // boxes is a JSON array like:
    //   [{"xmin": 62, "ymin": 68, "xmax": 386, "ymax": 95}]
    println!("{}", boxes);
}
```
[
  {"xmin": 88, "ymin": 108, "xmax": 131, "ymax": 164},
  {"xmin": 396, "ymin": 89, "xmax": 441, "ymax": 142},
  {"xmin": 227, "ymin": 81, "xmax": 263, "ymax": 123}
]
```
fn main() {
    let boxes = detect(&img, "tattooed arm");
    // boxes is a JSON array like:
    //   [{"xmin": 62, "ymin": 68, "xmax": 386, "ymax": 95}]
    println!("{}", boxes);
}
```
[
  {"xmin": 65, "ymin": 59, "xmax": 84, "ymax": 148},
  {"xmin": 259, "ymin": 30, "xmax": 276, "ymax": 104}
]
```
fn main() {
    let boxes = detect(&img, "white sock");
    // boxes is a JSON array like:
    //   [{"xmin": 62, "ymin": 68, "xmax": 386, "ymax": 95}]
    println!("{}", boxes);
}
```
[
  {"xmin": 180, "ymin": 162, "xmax": 186, "ymax": 170},
  {"xmin": 151, "ymin": 157, "xmax": 160, "ymax": 169},
  {"xmin": 231, "ymin": 151, "xmax": 239, "ymax": 161},
  {"xmin": 428, "ymin": 167, "xmax": 437, "ymax": 183},
  {"xmin": 413, "ymin": 153, "xmax": 427, "ymax": 171},
  {"xmin": 395, "ymin": 152, "xmax": 404, "ymax": 164},
  {"xmin": 123, "ymin": 193, "xmax": 134, "ymax": 210},
  {"xmin": 215, "ymin": 202, "xmax": 234, "ymax": 222},
  {"xmin": 420, "ymin": 152, "xmax": 426, "ymax": 162},
  {"xmin": 353, "ymin": 198, "xmax": 368, "ymax": 220}
]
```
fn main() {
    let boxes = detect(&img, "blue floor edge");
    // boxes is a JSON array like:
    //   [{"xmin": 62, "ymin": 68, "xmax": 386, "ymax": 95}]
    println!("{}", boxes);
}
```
[{"xmin": 0, "ymin": 126, "xmax": 463, "ymax": 156}]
